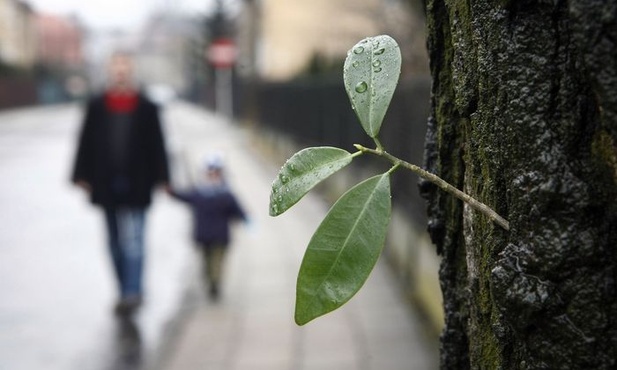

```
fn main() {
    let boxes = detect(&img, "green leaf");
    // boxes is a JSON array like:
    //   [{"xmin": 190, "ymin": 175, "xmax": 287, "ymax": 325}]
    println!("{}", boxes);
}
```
[
  {"xmin": 269, "ymin": 147, "xmax": 353, "ymax": 216},
  {"xmin": 343, "ymin": 35, "xmax": 401, "ymax": 138},
  {"xmin": 295, "ymin": 173, "xmax": 392, "ymax": 325}
]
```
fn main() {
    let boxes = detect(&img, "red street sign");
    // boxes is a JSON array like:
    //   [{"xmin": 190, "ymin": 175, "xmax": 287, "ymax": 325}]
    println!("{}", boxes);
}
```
[{"xmin": 207, "ymin": 38, "xmax": 237, "ymax": 69}]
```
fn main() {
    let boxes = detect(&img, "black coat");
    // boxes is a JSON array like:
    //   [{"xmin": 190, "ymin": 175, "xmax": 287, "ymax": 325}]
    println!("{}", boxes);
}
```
[{"xmin": 71, "ymin": 93, "xmax": 169, "ymax": 207}]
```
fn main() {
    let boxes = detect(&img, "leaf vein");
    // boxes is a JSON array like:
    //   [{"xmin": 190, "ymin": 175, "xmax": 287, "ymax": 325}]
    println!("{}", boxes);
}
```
[{"xmin": 311, "ymin": 175, "xmax": 386, "ymax": 300}]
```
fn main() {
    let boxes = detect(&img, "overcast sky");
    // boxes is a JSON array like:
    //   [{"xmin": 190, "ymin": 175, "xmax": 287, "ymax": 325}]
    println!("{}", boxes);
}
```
[{"xmin": 27, "ymin": 0, "xmax": 220, "ymax": 30}]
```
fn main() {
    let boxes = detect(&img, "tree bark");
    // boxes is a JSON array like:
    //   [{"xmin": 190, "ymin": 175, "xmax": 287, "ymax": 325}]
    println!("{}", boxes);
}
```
[{"xmin": 421, "ymin": 1, "xmax": 617, "ymax": 369}]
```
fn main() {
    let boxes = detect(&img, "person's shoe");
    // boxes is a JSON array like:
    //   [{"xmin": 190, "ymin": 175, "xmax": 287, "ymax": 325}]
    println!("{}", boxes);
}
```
[
  {"xmin": 209, "ymin": 283, "xmax": 219, "ymax": 300},
  {"xmin": 114, "ymin": 295, "xmax": 142, "ymax": 316}
]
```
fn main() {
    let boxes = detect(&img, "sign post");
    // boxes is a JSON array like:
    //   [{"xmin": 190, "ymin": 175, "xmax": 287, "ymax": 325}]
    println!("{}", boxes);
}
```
[{"xmin": 207, "ymin": 38, "xmax": 237, "ymax": 119}]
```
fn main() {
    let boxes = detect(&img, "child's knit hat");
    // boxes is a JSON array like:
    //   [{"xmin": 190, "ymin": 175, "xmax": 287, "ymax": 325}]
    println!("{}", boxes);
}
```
[{"xmin": 205, "ymin": 152, "xmax": 224, "ymax": 171}]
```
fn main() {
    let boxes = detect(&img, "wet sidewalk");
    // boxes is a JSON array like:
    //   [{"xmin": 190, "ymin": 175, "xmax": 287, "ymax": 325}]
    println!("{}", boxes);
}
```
[
  {"xmin": 0, "ymin": 104, "xmax": 195, "ymax": 370},
  {"xmin": 159, "ymin": 103, "xmax": 439, "ymax": 370}
]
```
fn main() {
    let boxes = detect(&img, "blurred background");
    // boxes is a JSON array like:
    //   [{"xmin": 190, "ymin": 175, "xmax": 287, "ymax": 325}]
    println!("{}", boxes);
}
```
[
  {"xmin": 0, "ymin": 0, "xmax": 428, "ymax": 111},
  {"xmin": 0, "ymin": 0, "xmax": 432, "ymax": 235},
  {"xmin": 0, "ymin": 0, "xmax": 441, "ymax": 369}
]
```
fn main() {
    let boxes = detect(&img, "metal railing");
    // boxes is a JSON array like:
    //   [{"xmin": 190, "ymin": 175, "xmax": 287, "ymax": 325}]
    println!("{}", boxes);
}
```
[{"xmin": 238, "ymin": 75, "xmax": 432, "ymax": 225}]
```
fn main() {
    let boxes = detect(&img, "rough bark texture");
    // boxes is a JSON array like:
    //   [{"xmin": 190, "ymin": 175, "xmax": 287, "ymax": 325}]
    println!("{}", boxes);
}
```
[{"xmin": 421, "ymin": 1, "xmax": 617, "ymax": 369}]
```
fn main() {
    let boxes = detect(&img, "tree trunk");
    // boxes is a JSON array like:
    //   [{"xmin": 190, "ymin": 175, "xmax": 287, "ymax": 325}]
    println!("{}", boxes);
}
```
[{"xmin": 421, "ymin": 1, "xmax": 617, "ymax": 369}]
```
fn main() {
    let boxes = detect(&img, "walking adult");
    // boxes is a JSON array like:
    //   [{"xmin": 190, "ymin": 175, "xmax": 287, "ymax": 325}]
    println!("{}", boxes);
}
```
[{"xmin": 71, "ymin": 52, "xmax": 170, "ymax": 315}]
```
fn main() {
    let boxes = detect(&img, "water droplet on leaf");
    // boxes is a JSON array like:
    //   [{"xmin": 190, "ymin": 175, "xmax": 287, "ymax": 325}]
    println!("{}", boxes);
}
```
[
  {"xmin": 352, "ymin": 61, "xmax": 359, "ymax": 68},
  {"xmin": 353, "ymin": 46, "xmax": 364, "ymax": 54},
  {"xmin": 372, "ymin": 60, "xmax": 381, "ymax": 67},
  {"xmin": 355, "ymin": 81, "xmax": 368, "ymax": 93},
  {"xmin": 374, "ymin": 48, "xmax": 385, "ymax": 55}
]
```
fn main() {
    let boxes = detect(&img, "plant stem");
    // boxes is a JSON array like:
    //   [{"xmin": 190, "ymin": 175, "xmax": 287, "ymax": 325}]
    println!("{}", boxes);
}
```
[
  {"xmin": 354, "ymin": 144, "xmax": 510, "ymax": 231},
  {"xmin": 373, "ymin": 137, "xmax": 385, "ymax": 151}
]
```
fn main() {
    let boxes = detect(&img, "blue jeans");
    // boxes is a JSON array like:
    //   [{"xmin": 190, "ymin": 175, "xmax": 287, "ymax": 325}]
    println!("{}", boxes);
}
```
[{"xmin": 104, "ymin": 207, "xmax": 146, "ymax": 298}]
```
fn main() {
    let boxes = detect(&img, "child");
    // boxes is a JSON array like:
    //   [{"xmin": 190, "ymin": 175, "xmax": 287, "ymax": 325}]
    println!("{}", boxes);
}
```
[{"xmin": 169, "ymin": 154, "xmax": 247, "ymax": 299}]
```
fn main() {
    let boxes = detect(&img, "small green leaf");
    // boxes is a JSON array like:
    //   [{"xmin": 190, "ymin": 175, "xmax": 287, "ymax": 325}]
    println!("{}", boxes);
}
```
[
  {"xmin": 269, "ymin": 147, "xmax": 353, "ymax": 216},
  {"xmin": 343, "ymin": 35, "xmax": 401, "ymax": 138},
  {"xmin": 295, "ymin": 173, "xmax": 392, "ymax": 325}
]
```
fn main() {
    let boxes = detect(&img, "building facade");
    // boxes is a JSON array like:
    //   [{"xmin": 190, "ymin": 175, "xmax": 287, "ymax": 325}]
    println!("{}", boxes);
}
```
[
  {"xmin": 35, "ymin": 13, "xmax": 84, "ymax": 70},
  {"xmin": 236, "ymin": 0, "xmax": 427, "ymax": 81},
  {"xmin": 0, "ymin": 0, "xmax": 36, "ymax": 69}
]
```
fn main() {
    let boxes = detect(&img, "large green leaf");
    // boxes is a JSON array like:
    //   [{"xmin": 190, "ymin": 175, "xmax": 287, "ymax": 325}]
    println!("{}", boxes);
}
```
[
  {"xmin": 343, "ymin": 35, "xmax": 401, "ymax": 138},
  {"xmin": 295, "ymin": 173, "xmax": 392, "ymax": 325},
  {"xmin": 269, "ymin": 147, "xmax": 353, "ymax": 216}
]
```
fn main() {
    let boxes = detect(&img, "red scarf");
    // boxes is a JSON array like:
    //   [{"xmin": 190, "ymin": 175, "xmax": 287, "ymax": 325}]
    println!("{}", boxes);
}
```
[{"xmin": 105, "ymin": 90, "xmax": 138, "ymax": 113}]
